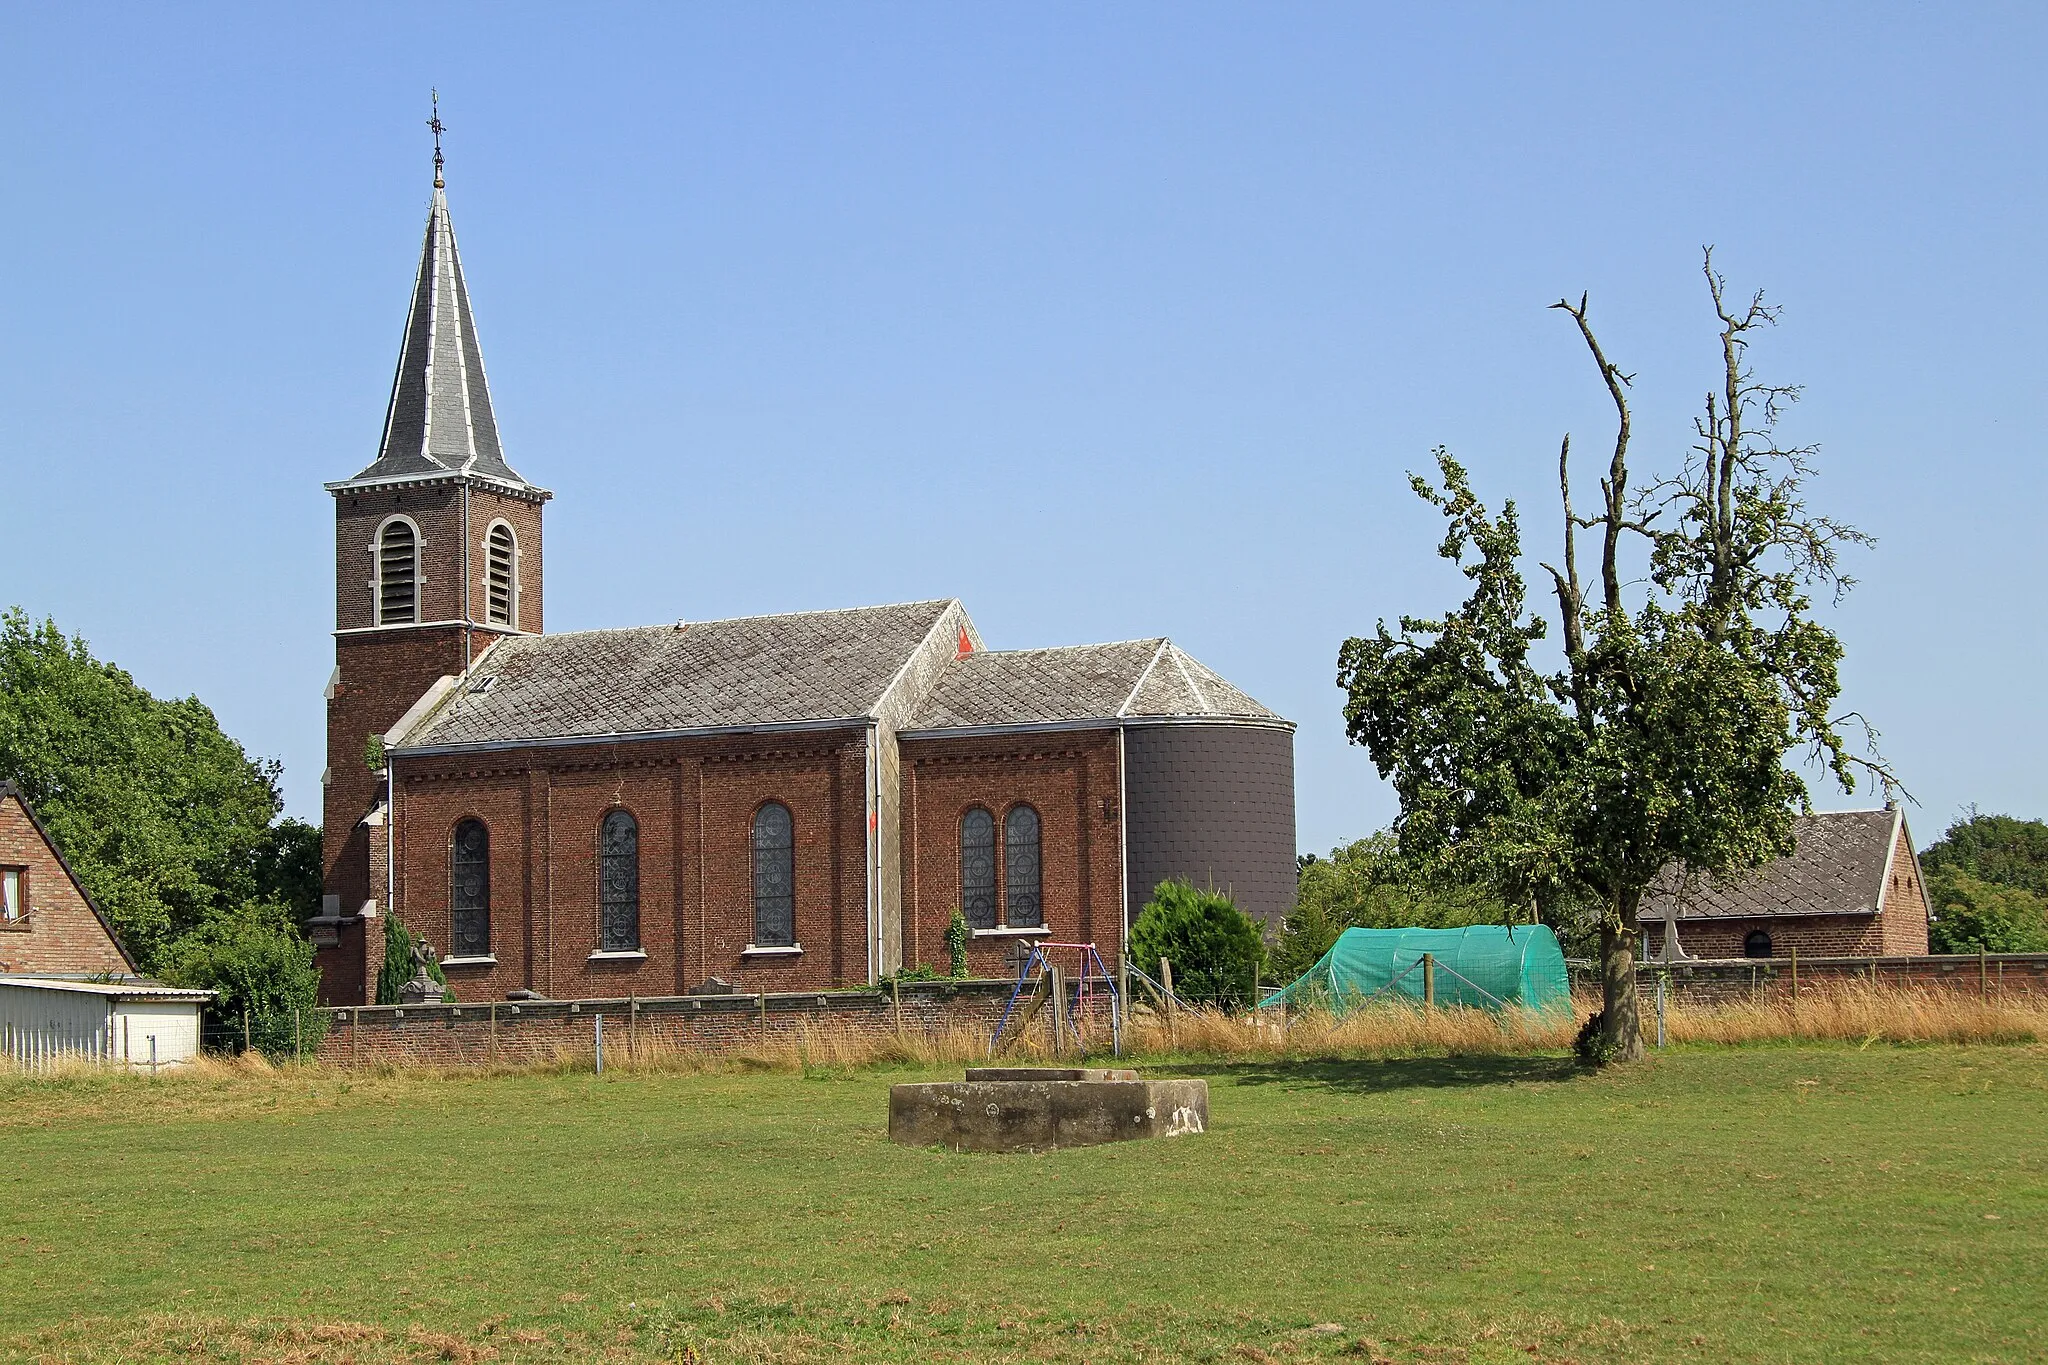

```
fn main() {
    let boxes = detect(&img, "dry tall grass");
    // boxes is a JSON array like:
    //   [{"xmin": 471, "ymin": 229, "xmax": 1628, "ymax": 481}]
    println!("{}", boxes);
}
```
[
  {"xmin": 1659, "ymin": 979, "xmax": 2048, "ymax": 1046},
  {"xmin": 9, "ymin": 983, "xmax": 2044, "ymax": 1085}
]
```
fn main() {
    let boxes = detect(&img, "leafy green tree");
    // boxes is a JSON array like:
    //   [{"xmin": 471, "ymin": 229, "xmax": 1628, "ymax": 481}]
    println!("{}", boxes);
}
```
[
  {"xmin": 1337, "ymin": 255, "xmax": 1889, "ymax": 1062},
  {"xmin": 0, "ymin": 609, "xmax": 307, "ymax": 965},
  {"xmin": 1926, "ymin": 871, "xmax": 2048, "ymax": 954},
  {"xmin": 1921, "ymin": 811, "xmax": 2048, "ymax": 898},
  {"xmin": 1128, "ymin": 879, "xmax": 1268, "ymax": 1009},
  {"xmin": 1274, "ymin": 834, "xmax": 1511, "ymax": 979},
  {"xmin": 159, "ymin": 904, "xmax": 328, "ymax": 1061}
]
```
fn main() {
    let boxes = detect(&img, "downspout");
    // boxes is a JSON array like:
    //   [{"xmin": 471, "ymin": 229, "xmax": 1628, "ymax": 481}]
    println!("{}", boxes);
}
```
[
  {"xmin": 1116, "ymin": 724, "xmax": 1130, "ymax": 1020},
  {"xmin": 866, "ymin": 723, "xmax": 880, "ymax": 983},
  {"xmin": 385, "ymin": 753, "xmax": 397, "ymax": 928}
]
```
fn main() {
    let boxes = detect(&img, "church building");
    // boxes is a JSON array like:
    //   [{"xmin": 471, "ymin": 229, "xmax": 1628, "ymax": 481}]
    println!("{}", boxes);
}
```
[{"xmin": 311, "ymin": 155, "xmax": 1296, "ymax": 1006}]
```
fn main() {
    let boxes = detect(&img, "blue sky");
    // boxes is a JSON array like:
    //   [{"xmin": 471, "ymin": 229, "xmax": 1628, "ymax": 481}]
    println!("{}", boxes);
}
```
[{"xmin": 4, "ymin": 4, "xmax": 2042, "ymax": 853}]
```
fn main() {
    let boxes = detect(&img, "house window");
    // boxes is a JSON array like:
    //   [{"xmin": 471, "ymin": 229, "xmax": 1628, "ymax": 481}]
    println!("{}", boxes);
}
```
[
  {"xmin": 751, "ymin": 802, "xmax": 795, "ymax": 947},
  {"xmin": 598, "ymin": 809, "xmax": 639, "ymax": 952},
  {"xmin": 1003, "ymin": 805, "xmax": 1042, "ymax": 929},
  {"xmin": 377, "ymin": 519, "xmax": 418, "ymax": 625},
  {"xmin": 960, "ymin": 807, "xmax": 997, "ymax": 930},
  {"xmin": 451, "ymin": 819, "xmax": 490, "ymax": 958},
  {"xmin": 485, "ymin": 522, "xmax": 517, "ymax": 627},
  {"xmin": 1743, "ymin": 929, "xmax": 1774, "ymax": 959},
  {"xmin": 0, "ymin": 868, "xmax": 22, "ymax": 923}
]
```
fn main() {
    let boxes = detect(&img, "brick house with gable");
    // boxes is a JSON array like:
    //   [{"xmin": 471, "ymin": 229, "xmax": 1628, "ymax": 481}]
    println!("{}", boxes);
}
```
[
  {"xmin": 1642, "ymin": 807, "xmax": 1932, "ymax": 961},
  {"xmin": 309, "ymin": 154, "xmax": 1296, "ymax": 1006},
  {"xmin": 0, "ymin": 782, "xmax": 138, "ymax": 977}
]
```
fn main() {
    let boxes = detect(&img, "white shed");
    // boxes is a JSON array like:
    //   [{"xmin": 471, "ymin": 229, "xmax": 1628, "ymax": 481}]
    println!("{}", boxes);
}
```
[{"xmin": 0, "ymin": 976, "xmax": 214, "ymax": 1072}]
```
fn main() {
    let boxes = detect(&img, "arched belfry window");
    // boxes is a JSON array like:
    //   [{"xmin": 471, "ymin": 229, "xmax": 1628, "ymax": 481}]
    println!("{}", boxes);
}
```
[
  {"xmin": 485, "ymin": 522, "xmax": 517, "ymax": 627},
  {"xmin": 377, "ymin": 518, "xmax": 419, "ymax": 625},
  {"xmin": 1003, "ymin": 805, "xmax": 1042, "ymax": 929},
  {"xmin": 960, "ymin": 808, "xmax": 997, "ymax": 930},
  {"xmin": 598, "ymin": 809, "xmax": 640, "ymax": 953},
  {"xmin": 451, "ymin": 819, "xmax": 490, "ymax": 958},
  {"xmin": 1743, "ymin": 929, "xmax": 1774, "ymax": 959}
]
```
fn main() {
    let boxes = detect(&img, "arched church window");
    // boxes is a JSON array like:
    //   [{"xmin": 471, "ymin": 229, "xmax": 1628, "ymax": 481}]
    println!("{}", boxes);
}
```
[
  {"xmin": 1003, "ymin": 805, "xmax": 1042, "ymax": 929},
  {"xmin": 1743, "ymin": 929, "xmax": 1774, "ymax": 959},
  {"xmin": 751, "ymin": 802, "xmax": 796, "ymax": 948},
  {"xmin": 451, "ymin": 818, "xmax": 490, "ymax": 958},
  {"xmin": 598, "ymin": 809, "xmax": 639, "ymax": 953},
  {"xmin": 485, "ymin": 522, "xmax": 517, "ymax": 627},
  {"xmin": 960, "ymin": 807, "xmax": 996, "ymax": 930},
  {"xmin": 377, "ymin": 519, "xmax": 418, "ymax": 625}
]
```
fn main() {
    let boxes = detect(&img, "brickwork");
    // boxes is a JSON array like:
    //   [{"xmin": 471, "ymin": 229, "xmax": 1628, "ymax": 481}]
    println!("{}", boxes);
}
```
[
  {"xmin": 1625, "ymin": 953, "xmax": 2048, "ymax": 1005},
  {"xmin": 0, "ymin": 790, "xmax": 133, "ymax": 975},
  {"xmin": 332, "ymin": 482, "xmax": 544, "ymax": 634},
  {"xmin": 899, "ymin": 730, "xmax": 1124, "ymax": 978},
  {"xmin": 386, "ymin": 729, "xmax": 873, "ymax": 1002},
  {"xmin": 310, "ymin": 978, "xmax": 1113, "ymax": 1069},
  {"xmin": 1644, "ymin": 826, "xmax": 1932, "ymax": 963}
]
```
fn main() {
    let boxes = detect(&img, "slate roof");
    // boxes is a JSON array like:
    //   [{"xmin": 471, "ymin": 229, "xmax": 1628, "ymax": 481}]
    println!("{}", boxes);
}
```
[
  {"xmin": 1643, "ymin": 809, "xmax": 1903, "ymax": 921},
  {"xmin": 396, "ymin": 601, "xmax": 961, "ymax": 751},
  {"xmin": 335, "ymin": 176, "xmax": 537, "ymax": 491},
  {"xmin": 904, "ymin": 639, "xmax": 1287, "ymax": 732}
]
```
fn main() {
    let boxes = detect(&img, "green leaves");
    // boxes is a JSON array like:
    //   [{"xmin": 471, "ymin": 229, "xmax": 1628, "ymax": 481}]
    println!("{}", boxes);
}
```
[
  {"xmin": 1128, "ymin": 879, "xmax": 1267, "ymax": 1009},
  {"xmin": 0, "ymin": 608, "xmax": 308, "ymax": 968}
]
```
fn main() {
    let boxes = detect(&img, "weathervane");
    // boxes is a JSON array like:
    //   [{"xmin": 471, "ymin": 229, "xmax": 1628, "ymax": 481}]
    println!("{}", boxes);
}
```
[{"xmin": 428, "ymin": 88, "xmax": 446, "ymax": 189}]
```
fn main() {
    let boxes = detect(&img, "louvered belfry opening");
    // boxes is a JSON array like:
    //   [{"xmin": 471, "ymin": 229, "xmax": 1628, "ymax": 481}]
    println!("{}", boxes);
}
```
[
  {"xmin": 485, "ymin": 523, "xmax": 516, "ymax": 626},
  {"xmin": 378, "ymin": 521, "xmax": 418, "ymax": 624}
]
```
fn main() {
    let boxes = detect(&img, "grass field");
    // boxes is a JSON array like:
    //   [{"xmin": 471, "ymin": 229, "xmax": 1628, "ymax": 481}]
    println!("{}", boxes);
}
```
[{"xmin": 4, "ymin": 1043, "xmax": 2044, "ymax": 1364}]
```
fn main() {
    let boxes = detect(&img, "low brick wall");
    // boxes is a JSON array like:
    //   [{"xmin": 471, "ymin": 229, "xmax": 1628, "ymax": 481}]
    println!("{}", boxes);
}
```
[
  {"xmin": 313, "ymin": 978, "xmax": 1116, "ymax": 1069},
  {"xmin": 1607, "ymin": 953, "xmax": 2048, "ymax": 1006}
]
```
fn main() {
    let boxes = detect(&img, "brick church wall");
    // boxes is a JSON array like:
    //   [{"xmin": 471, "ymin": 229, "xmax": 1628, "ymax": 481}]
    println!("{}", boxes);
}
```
[
  {"xmin": 0, "ymin": 791, "xmax": 132, "ymax": 975},
  {"xmin": 898, "ymin": 730, "xmax": 1124, "ymax": 978},
  {"xmin": 389, "ymin": 729, "xmax": 874, "ymax": 1001}
]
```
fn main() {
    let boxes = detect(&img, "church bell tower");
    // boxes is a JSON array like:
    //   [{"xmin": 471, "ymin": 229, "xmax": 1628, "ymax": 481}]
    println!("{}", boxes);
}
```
[{"xmin": 313, "ymin": 113, "xmax": 550, "ymax": 1003}]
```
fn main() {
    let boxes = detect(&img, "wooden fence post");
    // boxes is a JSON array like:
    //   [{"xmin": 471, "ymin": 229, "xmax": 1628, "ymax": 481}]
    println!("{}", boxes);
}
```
[
  {"xmin": 1789, "ymin": 944, "xmax": 1798, "ymax": 1000},
  {"xmin": 892, "ymin": 975, "xmax": 903, "ymax": 1038},
  {"xmin": 1422, "ymin": 953, "xmax": 1436, "ymax": 1008},
  {"xmin": 1980, "ymin": 949, "xmax": 1989, "ymax": 1000},
  {"xmin": 489, "ymin": 1002, "xmax": 499, "ymax": 1069}
]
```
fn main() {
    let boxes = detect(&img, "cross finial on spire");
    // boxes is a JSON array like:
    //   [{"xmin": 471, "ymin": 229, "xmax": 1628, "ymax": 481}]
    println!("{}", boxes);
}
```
[{"xmin": 428, "ymin": 88, "xmax": 446, "ymax": 189}]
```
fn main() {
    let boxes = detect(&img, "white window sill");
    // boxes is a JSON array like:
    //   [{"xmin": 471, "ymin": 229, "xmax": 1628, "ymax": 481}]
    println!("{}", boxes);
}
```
[
  {"xmin": 742, "ymin": 943, "xmax": 804, "ymax": 957},
  {"xmin": 972, "ymin": 925, "xmax": 1050, "ymax": 938},
  {"xmin": 439, "ymin": 955, "xmax": 498, "ymax": 967},
  {"xmin": 587, "ymin": 949, "xmax": 648, "ymax": 961}
]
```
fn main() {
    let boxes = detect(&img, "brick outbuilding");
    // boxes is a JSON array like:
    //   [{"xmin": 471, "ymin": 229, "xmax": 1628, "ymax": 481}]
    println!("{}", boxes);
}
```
[
  {"xmin": 0, "ymin": 782, "xmax": 137, "ymax": 977},
  {"xmin": 310, "ymin": 158, "xmax": 1296, "ymax": 1005},
  {"xmin": 1641, "ymin": 807, "xmax": 1931, "ymax": 961}
]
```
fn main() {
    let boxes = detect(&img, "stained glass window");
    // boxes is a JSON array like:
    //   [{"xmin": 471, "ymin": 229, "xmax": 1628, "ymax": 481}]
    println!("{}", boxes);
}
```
[
  {"xmin": 1003, "ymin": 805, "xmax": 1042, "ymax": 929},
  {"xmin": 752, "ymin": 802, "xmax": 795, "ymax": 947},
  {"xmin": 599, "ymin": 809, "xmax": 639, "ymax": 952},
  {"xmin": 451, "ymin": 819, "xmax": 490, "ymax": 957},
  {"xmin": 960, "ymin": 807, "xmax": 996, "ymax": 930}
]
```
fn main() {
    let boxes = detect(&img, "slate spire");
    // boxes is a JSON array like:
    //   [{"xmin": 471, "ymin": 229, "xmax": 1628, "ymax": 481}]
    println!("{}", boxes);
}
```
[{"xmin": 342, "ymin": 142, "xmax": 530, "ymax": 488}]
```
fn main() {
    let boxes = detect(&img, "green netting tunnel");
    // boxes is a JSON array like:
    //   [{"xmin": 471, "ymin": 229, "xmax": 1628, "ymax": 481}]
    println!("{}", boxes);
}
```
[{"xmin": 1260, "ymin": 925, "xmax": 1571, "ymax": 1014}]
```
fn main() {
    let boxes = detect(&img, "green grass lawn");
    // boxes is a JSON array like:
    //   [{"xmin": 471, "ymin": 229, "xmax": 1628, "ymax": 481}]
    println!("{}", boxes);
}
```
[{"xmin": 3, "ymin": 1045, "xmax": 2044, "ymax": 1364}]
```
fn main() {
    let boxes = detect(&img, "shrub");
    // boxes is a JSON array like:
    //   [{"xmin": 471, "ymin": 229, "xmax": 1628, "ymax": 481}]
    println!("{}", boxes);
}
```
[
  {"xmin": 1128, "ymin": 879, "xmax": 1267, "ymax": 1009},
  {"xmin": 159, "ymin": 904, "xmax": 327, "ymax": 1062},
  {"xmin": 944, "ymin": 906, "xmax": 970, "ymax": 978},
  {"xmin": 1927, "ymin": 871, "xmax": 2048, "ymax": 954}
]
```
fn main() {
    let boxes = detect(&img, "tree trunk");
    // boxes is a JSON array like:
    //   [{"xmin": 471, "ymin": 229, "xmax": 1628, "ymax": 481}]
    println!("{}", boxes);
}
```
[{"xmin": 1599, "ymin": 892, "xmax": 1646, "ymax": 1063}]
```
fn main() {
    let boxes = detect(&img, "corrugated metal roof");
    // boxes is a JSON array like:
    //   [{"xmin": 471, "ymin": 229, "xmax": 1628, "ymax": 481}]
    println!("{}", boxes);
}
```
[{"xmin": 0, "ymin": 976, "xmax": 215, "ymax": 1001}]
